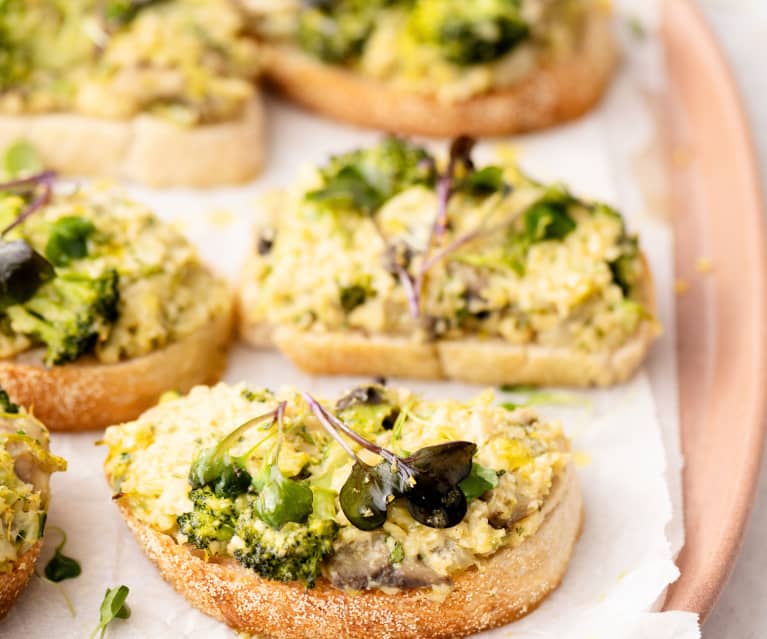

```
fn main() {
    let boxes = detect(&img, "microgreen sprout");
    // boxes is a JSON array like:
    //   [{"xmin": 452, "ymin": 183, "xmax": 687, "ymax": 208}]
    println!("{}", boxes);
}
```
[
  {"xmin": 90, "ymin": 585, "xmax": 130, "ymax": 639},
  {"xmin": 303, "ymin": 393, "xmax": 475, "ymax": 531}
]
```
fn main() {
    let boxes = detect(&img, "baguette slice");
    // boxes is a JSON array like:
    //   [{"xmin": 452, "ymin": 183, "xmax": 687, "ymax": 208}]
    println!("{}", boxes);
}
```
[
  {"xmin": 0, "ymin": 542, "xmax": 41, "ymax": 619},
  {"xmin": 238, "ymin": 256, "xmax": 658, "ymax": 388},
  {"xmin": 0, "ymin": 308, "xmax": 233, "ymax": 432},
  {"xmin": 261, "ymin": 10, "xmax": 616, "ymax": 137},
  {"xmin": 0, "ymin": 97, "xmax": 264, "ymax": 188},
  {"xmin": 114, "ymin": 463, "xmax": 581, "ymax": 639}
]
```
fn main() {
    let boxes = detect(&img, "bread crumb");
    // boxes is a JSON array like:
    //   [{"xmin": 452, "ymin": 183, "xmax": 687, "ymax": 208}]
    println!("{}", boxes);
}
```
[
  {"xmin": 206, "ymin": 208, "xmax": 234, "ymax": 228},
  {"xmin": 671, "ymin": 147, "xmax": 693, "ymax": 168},
  {"xmin": 675, "ymin": 279, "xmax": 689, "ymax": 295},
  {"xmin": 573, "ymin": 451, "xmax": 592, "ymax": 468},
  {"xmin": 695, "ymin": 257, "xmax": 714, "ymax": 273},
  {"xmin": 494, "ymin": 143, "xmax": 522, "ymax": 166}
]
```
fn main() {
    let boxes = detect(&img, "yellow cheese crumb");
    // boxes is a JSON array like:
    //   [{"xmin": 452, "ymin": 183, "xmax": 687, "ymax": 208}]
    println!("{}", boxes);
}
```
[
  {"xmin": 674, "ymin": 279, "xmax": 690, "ymax": 295},
  {"xmin": 695, "ymin": 257, "xmax": 714, "ymax": 274}
]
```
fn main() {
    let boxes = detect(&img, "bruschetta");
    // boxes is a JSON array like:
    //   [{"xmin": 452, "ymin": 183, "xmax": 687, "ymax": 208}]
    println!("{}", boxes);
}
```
[
  {"xmin": 0, "ymin": 161, "xmax": 233, "ymax": 430},
  {"xmin": 104, "ymin": 382, "xmax": 581, "ymax": 638},
  {"xmin": 0, "ymin": 390, "xmax": 66, "ymax": 617},
  {"xmin": 0, "ymin": 0, "xmax": 264, "ymax": 187},
  {"xmin": 238, "ymin": 137, "xmax": 659, "ymax": 387},
  {"xmin": 247, "ymin": 0, "xmax": 617, "ymax": 137}
]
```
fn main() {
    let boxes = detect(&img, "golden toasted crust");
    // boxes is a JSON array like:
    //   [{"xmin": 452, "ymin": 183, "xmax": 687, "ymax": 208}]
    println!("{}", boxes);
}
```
[
  {"xmin": 0, "ymin": 308, "xmax": 234, "ymax": 432},
  {"xmin": 238, "ymin": 256, "xmax": 658, "ymax": 387},
  {"xmin": 0, "ymin": 97, "xmax": 264, "ymax": 187},
  {"xmin": 262, "ymin": 11, "xmax": 616, "ymax": 137},
  {"xmin": 114, "ymin": 465, "xmax": 581, "ymax": 638},
  {"xmin": 0, "ymin": 542, "xmax": 41, "ymax": 619}
]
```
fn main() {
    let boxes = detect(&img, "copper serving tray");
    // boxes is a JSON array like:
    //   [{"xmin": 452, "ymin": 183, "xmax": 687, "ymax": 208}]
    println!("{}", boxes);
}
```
[{"xmin": 661, "ymin": 0, "xmax": 767, "ymax": 621}]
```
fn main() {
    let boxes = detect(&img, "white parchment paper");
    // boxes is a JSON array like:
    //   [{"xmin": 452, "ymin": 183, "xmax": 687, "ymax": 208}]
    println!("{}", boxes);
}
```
[{"xmin": 0, "ymin": 2, "xmax": 702, "ymax": 637}]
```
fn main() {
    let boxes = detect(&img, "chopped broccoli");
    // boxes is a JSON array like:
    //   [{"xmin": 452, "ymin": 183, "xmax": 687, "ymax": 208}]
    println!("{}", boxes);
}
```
[
  {"xmin": 307, "ymin": 137, "xmax": 436, "ymax": 215},
  {"xmin": 5, "ymin": 269, "xmax": 120, "ymax": 366},
  {"xmin": 177, "ymin": 486, "xmax": 238, "ymax": 551},
  {"xmin": 408, "ymin": 0, "xmax": 529, "ymax": 66},
  {"xmin": 45, "ymin": 216, "xmax": 96, "ymax": 267},
  {"xmin": 234, "ymin": 512, "xmax": 339, "ymax": 587},
  {"xmin": 609, "ymin": 237, "xmax": 641, "ymax": 296},
  {"xmin": 0, "ymin": 387, "xmax": 19, "ymax": 414}
]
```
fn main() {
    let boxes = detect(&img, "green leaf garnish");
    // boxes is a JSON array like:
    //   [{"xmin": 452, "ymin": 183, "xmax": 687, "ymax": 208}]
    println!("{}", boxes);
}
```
[
  {"xmin": 90, "ymin": 585, "xmax": 130, "ymax": 639},
  {"xmin": 3, "ymin": 140, "xmax": 43, "ymax": 179},
  {"xmin": 45, "ymin": 216, "xmax": 96, "ymax": 267},
  {"xmin": 188, "ymin": 407, "xmax": 282, "ymax": 498},
  {"xmin": 0, "ymin": 240, "xmax": 55, "ymax": 310},
  {"xmin": 459, "ymin": 463, "xmax": 500, "ymax": 501},
  {"xmin": 505, "ymin": 191, "xmax": 576, "ymax": 275},
  {"xmin": 255, "ymin": 464, "xmax": 314, "ymax": 529},
  {"xmin": 44, "ymin": 527, "xmax": 81, "ymax": 583},
  {"xmin": 0, "ymin": 387, "xmax": 19, "ymax": 414},
  {"xmin": 459, "ymin": 165, "xmax": 507, "ymax": 195}
]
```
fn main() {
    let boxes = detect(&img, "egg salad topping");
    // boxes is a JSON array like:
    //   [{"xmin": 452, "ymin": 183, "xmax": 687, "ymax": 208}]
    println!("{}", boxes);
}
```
[
  {"xmin": 104, "ymin": 382, "xmax": 569, "ymax": 592},
  {"xmin": 241, "ymin": 138, "xmax": 652, "ymax": 354},
  {"xmin": 253, "ymin": 0, "xmax": 593, "ymax": 103},
  {"xmin": 0, "ymin": 0, "xmax": 260, "ymax": 124},
  {"xmin": 0, "ymin": 397, "xmax": 66, "ymax": 572},
  {"xmin": 0, "ymin": 186, "xmax": 230, "ymax": 365}
]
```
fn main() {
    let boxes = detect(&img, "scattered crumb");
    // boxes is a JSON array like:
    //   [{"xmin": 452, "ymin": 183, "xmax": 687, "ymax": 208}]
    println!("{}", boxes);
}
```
[
  {"xmin": 594, "ymin": 0, "xmax": 612, "ymax": 12},
  {"xmin": 617, "ymin": 570, "xmax": 628, "ymax": 581},
  {"xmin": 206, "ymin": 208, "xmax": 234, "ymax": 228},
  {"xmin": 494, "ymin": 142, "xmax": 522, "ymax": 166},
  {"xmin": 573, "ymin": 451, "xmax": 592, "ymax": 468},
  {"xmin": 671, "ymin": 147, "xmax": 693, "ymax": 168},
  {"xmin": 627, "ymin": 15, "xmax": 646, "ymax": 40},
  {"xmin": 91, "ymin": 178, "xmax": 118, "ymax": 192},
  {"xmin": 695, "ymin": 257, "xmax": 714, "ymax": 274},
  {"xmin": 169, "ymin": 218, "xmax": 187, "ymax": 233},
  {"xmin": 674, "ymin": 279, "xmax": 690, "ymax": 295}
]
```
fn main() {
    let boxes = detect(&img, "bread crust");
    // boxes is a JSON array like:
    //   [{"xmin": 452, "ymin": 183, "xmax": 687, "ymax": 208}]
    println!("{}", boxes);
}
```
[
  {"xmin": 114, "ymin": 464, "xmax": 582, "ymax": 638},
  {"xmin": 0, "ymin": 542, "xmax": 41, "ymax": 619},
  {"xmin": 261, "ymin": 10, "xmax": 617, "ymax": 137},
  {"xmin": 238, "ymin": 255, "xmax": 658, "ymax": 388},
  {"xmin": 0, "ymin": 308, "xmax": 234, "ymax": 432},
  {"xmin": 0, "ymin": 97, "xmax": 265, "ymax": 187}
]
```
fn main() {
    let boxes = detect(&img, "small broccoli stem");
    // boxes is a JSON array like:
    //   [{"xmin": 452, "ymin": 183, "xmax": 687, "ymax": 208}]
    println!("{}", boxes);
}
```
[{"xmin": 0, "ymin": 171, "xmax": 56, "ymax": 237}]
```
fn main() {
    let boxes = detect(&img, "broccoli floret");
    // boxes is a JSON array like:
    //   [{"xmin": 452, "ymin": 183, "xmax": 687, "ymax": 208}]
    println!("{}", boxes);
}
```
[
  {"xmin": 409, "ymin": 0, "xmax": 529, "ymax": 66},
  {"xmin": 177, "ymin": 486, "xmax": 238, "ymax": 551},
  {"xmin": 307, "ymin": 137, "xmax": 436, "ymax": 215},
  {"xmin": 234, "ymin": 512, "xmax": 339, "ymax": 588},
  {"xmin": 297, "ymin": 0, "xmax": 400, "ymax": 63},
  {"xmin": 5, "ymin": 269, "xmax": 120, "ymax": 366}
]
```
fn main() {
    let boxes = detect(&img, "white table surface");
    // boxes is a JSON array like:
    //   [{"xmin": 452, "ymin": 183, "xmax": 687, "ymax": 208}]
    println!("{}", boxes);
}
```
[{"xmin": 696, "ymin": 1, "xmax": 767, "ymax": 637}]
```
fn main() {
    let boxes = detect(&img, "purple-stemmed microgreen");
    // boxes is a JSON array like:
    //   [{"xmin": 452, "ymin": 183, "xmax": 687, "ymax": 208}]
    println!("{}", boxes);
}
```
[
  {"xmin": 0, "ymin": 170, "xmax": 56, "ymax": 237},
  {"xmin": 303, "ymin": 392, "xmax": 475, "ymax": 531}
]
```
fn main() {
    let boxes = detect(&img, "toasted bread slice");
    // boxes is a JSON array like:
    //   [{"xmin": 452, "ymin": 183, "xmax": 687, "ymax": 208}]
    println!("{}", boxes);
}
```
[
  {"xmin": 238, "ymin": 255, "xmax": 658, "ymax": 388},
  {"xmin": 0, "ymin": 308, "xmax": 233, "ymax": 432},
  {"xmin": 0, "ymin": 97, "xmax": 264, "ymax": 188},
  {"xmin": 0, "ymin": 542, "xmax": 42, "ymax": 619},
  {"xmin": 114, "ymin": 463, "xmax": 581, "ymax": 638},
  {"xmin": 261, "ymin": 10, "xmax": 616, "ymax": 137}
]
